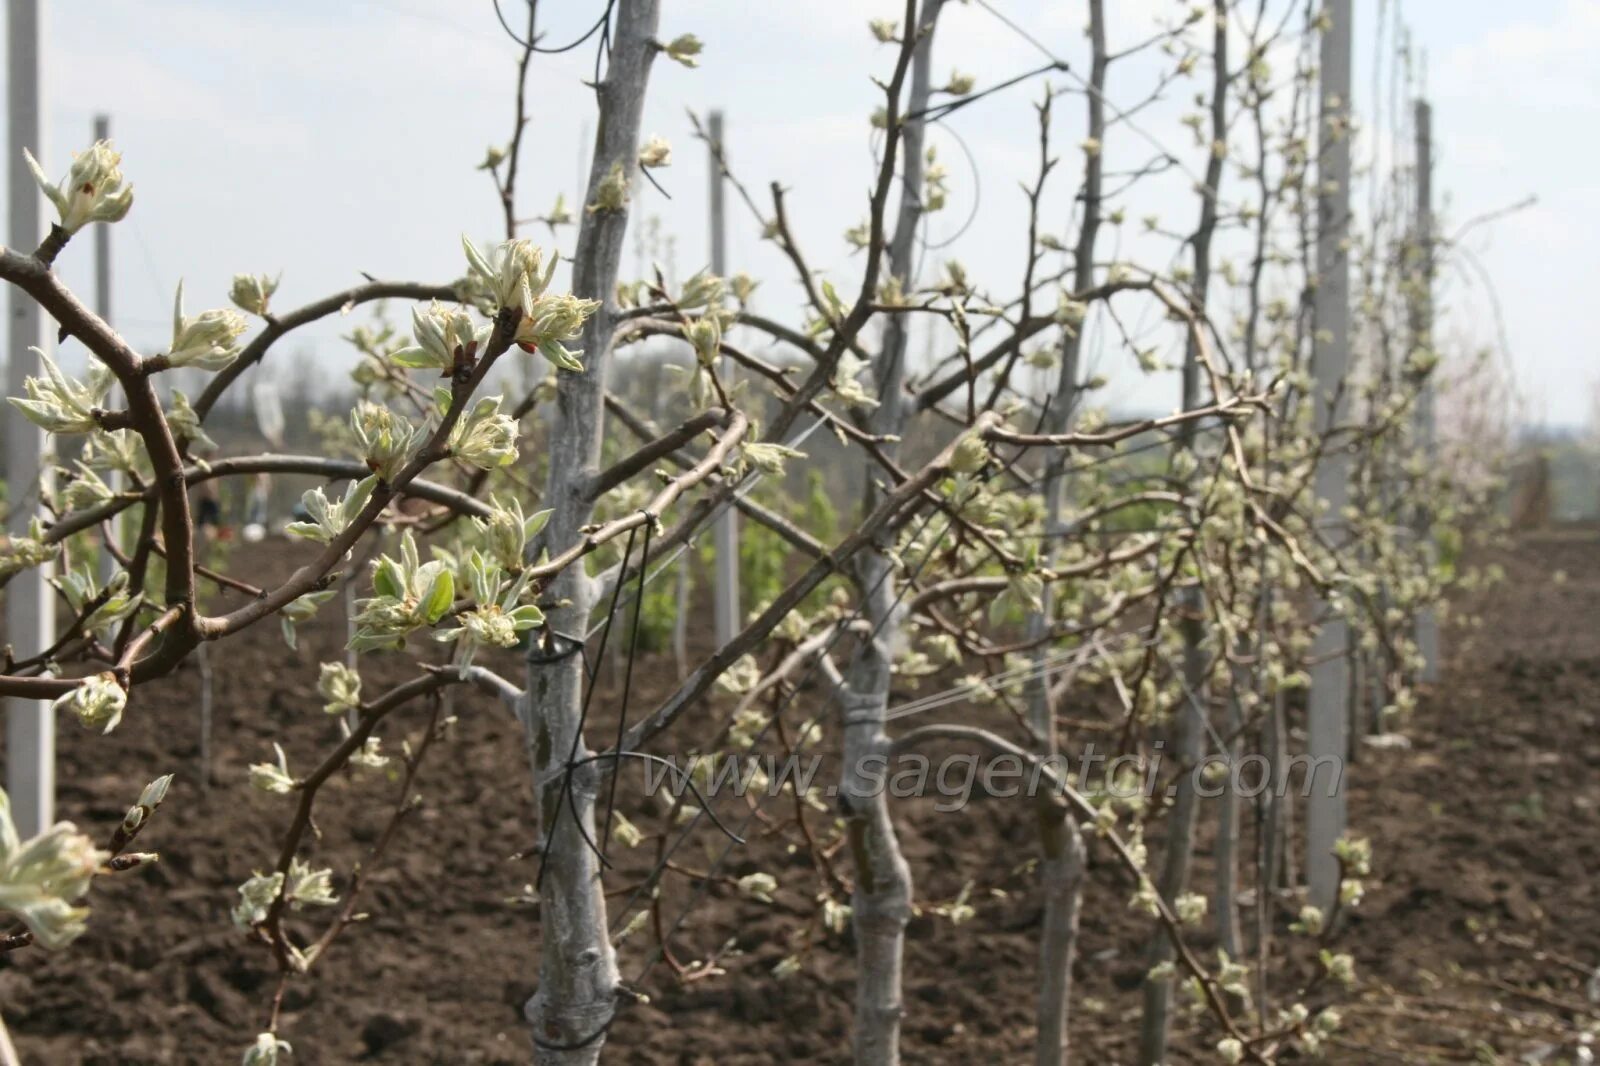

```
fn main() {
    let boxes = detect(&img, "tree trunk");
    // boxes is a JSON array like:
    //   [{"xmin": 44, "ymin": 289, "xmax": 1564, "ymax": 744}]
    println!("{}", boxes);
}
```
[
  {"xmin": 1026, "ymin": 5, "xmax": 1103, "ymax": 1063},
  {"xmin": 1033, "ymin": 805, "xmax": 1087, "ymax": 1066},
  {"xmin": 197, "ymin": 642, "xmax": 213, "ymax": 791},
  {"xmin": 840, "ymin": 553, "xmax": 915, "ymax": 1066},
  {"xmin": 1215, "ymin": 688, "xmax": 1243, "ymax": 958},
  {"xmin": 1140, "ymin": 6, "xmax": 1226, "ymax": 1061},
  {"xmin": 524, "ymin": 4, "xmax": 660, "ymax": 1062},
  {"xmin": 1138, "ymin": 621, "xmax": 1205, "ymax": 1066},
  {"xmin": 1219, "ymin": 578, "xmax": 1269, "ymax": 959},
  {"xmin": 840, "ymin": 4, "xmax": 944, "ymax": 1060},
  {"xmin": 672, "ymin": 556, "xmax": 689, "ymax": 679}
]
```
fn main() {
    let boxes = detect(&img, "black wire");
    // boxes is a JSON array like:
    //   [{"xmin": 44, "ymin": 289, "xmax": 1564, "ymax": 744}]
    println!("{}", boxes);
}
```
[
  {"xmin": 971, "ymin": 0, "xmax": 1063, "ymax": 65},
  {"xmin": 491, "ymin": 0, "xmax": 614, "ymax": 54},
  {"xmin": 625, "ymin": 504, "xmax": 957, "ymax": 985},
  {"xmin": 614, "ymin": 460, "xmax": 1000, "ymax": 990},
  {"xmin": 574, "ymin": 750, "xmax": 745, "ymax": 846},
  {"xmin": 906, "ymin": 60, "xmax": 1067, "ymax": 124},
  {"xmin": 1000, "ymin": 419, "xmax": 1231, "ymax": 492},
  {"xmin": 918, "ymin": 119, "xmax": 983, "ymax": 253},
  {"xmin": 639, "ymin": 165, "xmax": 674, "ymax": 202},
  {"xmin": 490, "ymin": 0, "xmax": 531, "ymax": 47},
  {"xmin": 592, "ymin": 419, "xmax": 830, "ymax": 643},
  {"xmin": 601, "ymin": 514, "xmax": 653, "ymax": 856},
  {"xmin": 544, "ymin": 478, "xmax": 1033, "ymax": 1052},
  {"xmin": 524, "ymin": 491, "xmax": 947, "ymax": 1054},
  {"xmin": 530, "ymin": 1019, "xmax": 612, "ymax": 1053},
  {"xmin": 593, "ymin": 17, "xmax": 612, "ymax": 85},
  {"xmin": 537, "ymin": 522, "xmax": 638, "ymax": 892},
  {"xmin": 1002, "ymin": 392, "xmax": 1055, "ymax": 478}
]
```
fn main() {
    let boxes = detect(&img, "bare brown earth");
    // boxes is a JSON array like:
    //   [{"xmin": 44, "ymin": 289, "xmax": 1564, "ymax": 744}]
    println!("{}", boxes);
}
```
[{"xmin": 1, "ymin": 528, "xmax": 1597, "ymax": 1064}]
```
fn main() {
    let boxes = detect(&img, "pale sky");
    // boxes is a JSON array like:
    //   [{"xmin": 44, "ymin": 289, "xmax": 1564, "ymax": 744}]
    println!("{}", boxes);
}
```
[{"xmin": 7, "ymin": 0, "xmax": 1596, "ymax": 429}]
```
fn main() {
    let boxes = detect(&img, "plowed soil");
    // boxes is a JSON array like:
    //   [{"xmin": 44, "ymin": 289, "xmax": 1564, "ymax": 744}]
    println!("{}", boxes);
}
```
[{"xmin": 2, "ymin": 528, "xmax": 1597, "ymax": 1064}]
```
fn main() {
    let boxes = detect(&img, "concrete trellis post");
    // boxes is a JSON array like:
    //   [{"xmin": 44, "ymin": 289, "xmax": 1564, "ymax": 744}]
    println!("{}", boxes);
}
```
[
  {"xmin": 5, "ymin": 0, "xmax": 56, "ymax": 838},
  {"xmin": 93, "ymin": 114, "xmax": 121, "ymax": 587},
  {"xmin": 1412, "ymin": 98, "xmax": 1441, "ymax": 684},
  {"xmin": 1306, "ymin": 0, "xmax": 1354, "ymax": 913},
  {"xmin": 707, "ymin": 110, "xmax": 740, "ymax": 648}
]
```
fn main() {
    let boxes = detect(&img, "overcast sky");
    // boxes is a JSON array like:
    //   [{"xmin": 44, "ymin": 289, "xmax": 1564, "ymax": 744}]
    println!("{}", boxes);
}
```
[{"xmin": 7, "ymin": 0, "xmax": 1595, "ymax": 429}]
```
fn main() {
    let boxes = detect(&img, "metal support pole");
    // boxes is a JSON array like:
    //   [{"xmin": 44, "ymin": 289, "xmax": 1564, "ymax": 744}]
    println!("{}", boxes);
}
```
[
  {"xmin": 1306, "ymin": 0, "xmax": 1353, "ymax": 912},
  {"xmin": 1412, "ymin": 98, "xmax": 1441, "ymax": 684},
  {"xmin": 93, "ymin": 113, "xmax": 121, "ymax": 586},
  {"xmin": 707, "ymin": 110, "xmax": 740, "ymax": 647},
  {"xmin": 6, "ymin": 0, "xmax": 56, "ymax": 836}
]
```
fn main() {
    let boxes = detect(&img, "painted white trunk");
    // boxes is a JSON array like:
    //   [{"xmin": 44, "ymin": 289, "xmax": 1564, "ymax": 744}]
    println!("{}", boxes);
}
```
[
  {"xmin": 523, "ymin": 4, "xmax": 660, "ymax": 1061},
  {"xmin": 1140, "ymin": 6, "xmax": 1226, "ymax": 1060},
  {"xmin": 840, "ymin": 553, "xmax": 914, "ymax": 1066},
  {"xmin": 1033, "ymin": 810, "xmax": 1086, "ymax": 1066},
  {"xmin": 1025, "ymin": 6, "xmax": 1102, "ymax": 1062},
  {"xmin": 1138, "ymin": 619, "xmax": 1205, "ymax": 1066},
  {"xmin": 837, "ymin": 3, "xmax": 943, "ymax": 1062}
]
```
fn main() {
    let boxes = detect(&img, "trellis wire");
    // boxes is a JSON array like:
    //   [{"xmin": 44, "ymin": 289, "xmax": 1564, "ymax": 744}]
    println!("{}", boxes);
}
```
[
  {"xmin": 583, "ymin": 414, "xmax": 829, "ymax": 639},
  {"xmin": 616, "ymin": 495, "xmax": 967, "ymax": 990}
]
